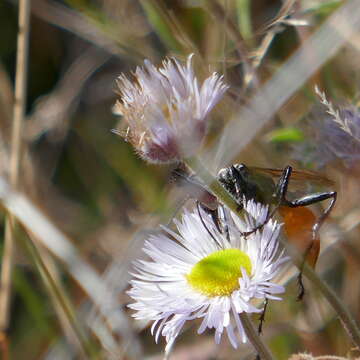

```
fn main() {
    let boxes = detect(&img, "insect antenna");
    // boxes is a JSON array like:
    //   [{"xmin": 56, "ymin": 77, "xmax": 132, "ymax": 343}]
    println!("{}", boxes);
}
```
[
  {"xmin": 219, "ymin": 204, "xmax": 231, "ymax": 244},
  {"xmin": 196, "ymin": 201, "xmax": 223, "ymax": 249}
]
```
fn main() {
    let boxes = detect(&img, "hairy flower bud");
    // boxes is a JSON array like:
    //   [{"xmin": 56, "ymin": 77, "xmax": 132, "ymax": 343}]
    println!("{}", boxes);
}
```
[{"xmin": 113, "ymin": 55, "xmax": 228, "ymax": 163}]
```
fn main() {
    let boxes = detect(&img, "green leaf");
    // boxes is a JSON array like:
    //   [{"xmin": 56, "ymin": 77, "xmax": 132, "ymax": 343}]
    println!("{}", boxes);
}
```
[{"xmin": 265, "ymin": 127, "xmax": 305, "ymax": 143}]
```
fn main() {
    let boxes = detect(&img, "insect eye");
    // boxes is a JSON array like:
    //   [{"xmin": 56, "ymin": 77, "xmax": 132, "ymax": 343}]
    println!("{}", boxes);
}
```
[
  {"xmin": 233, "ymin": 163, "xmax": 247, "ymax": 172},
  {"xmin": 217, "ymin": 168, "xmax": 229, "ymax": 182}
]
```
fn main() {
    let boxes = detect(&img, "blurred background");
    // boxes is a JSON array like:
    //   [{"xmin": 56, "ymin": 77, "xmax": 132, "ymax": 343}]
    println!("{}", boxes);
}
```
[{"xmin": 1, "ymin": 0, "xmax": 360, "ymax": 358}]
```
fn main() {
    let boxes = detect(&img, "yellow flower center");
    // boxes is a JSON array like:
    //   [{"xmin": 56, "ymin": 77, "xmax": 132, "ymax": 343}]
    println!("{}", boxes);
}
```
[{"xmin": 186, "ymin": 249, "xmax": 252, "ymax": 297}]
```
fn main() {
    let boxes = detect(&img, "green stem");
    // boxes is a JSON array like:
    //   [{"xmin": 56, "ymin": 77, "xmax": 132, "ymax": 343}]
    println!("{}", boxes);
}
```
[
  {"xmin": 185, "ymin": 156, "xmax": 360, "ymax": 350},
  {"xmin": 186, "ymin": 157, "xmax": 240, "ymax": 215}
]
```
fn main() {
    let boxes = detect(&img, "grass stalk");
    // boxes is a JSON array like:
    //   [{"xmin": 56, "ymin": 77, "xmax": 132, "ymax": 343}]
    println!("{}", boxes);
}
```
[
  {"xmin": 206, "ymin": 0, "xmax": 249, "ymax": 61},
  {"xmin": 0, "ymin": 0, "xmax": 31, "ymax": 347},
  {"xmin": 22, "ymin": 232, "xmax": 99, "ymax": 359},
  {"xmin": 205, "ymin": 0, "xmax": 256, "ymax": 87}
]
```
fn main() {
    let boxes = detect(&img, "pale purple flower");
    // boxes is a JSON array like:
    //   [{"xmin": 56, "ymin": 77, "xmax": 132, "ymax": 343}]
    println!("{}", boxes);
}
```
[{"xmin": 113, "ymin": 55, "xmax": 228, "ymax": 163}]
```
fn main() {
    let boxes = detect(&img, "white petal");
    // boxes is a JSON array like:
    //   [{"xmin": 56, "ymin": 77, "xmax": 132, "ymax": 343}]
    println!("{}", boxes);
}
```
[{"xmin": 128, "ymin": 200, "xmax": 287, "ymax": 350}]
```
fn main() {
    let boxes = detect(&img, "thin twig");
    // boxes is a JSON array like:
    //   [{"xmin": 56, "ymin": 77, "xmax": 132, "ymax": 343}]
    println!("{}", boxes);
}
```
[{"xmin": 0, "ymin": 0, "xmax": 31, "ymax": 346}]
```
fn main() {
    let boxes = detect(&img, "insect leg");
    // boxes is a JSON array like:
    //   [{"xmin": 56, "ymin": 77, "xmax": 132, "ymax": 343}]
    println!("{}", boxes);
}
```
[
  {"xmin": 196, "ymin": 202, "xmax": 223, "ymax": 249},
  {"xmin": 274, "ymin": 168, "xmax": 337, "ymax": 300},
  {"xmin": 296, "ymin": 240, "xmax": 318, "ymax": 300},
  {"xmin": 283, "ymin": 191, "xmax": 337, "ymax": 239},
  {"xmin": 282, "ymin": 192, "xmax": 336, "ymax": 300},
  {"xmin": 268, "ymin": 165, "xmax": 293, "ymax": 218},
  {"xmin": 272, "ymin": 164, "xmax": 337, "ymax": 238},
  {"xmin": 199, "ymin": 203, "xmax": 223, "ymax": 234},
  {"xmin": 241, "ymin": 166, "xmax": 292, "ymax": 237},
  {"xmin": 258, "ymin": 298, "xmax": 269, "ymax": 334}
]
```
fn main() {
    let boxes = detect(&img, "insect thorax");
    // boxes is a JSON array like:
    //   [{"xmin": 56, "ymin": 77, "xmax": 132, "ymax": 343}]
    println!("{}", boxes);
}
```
[{"xmin": 217, "ymin": 164, "xmax": 276, "ymax": 206}]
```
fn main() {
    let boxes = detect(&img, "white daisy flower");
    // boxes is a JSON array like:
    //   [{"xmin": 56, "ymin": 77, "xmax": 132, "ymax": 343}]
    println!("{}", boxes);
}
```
[
  {"xmin": 113, "ymin": 54, "xmax": 228, "ymax": 163},
  {"xmin": 128, "ymin": 200, "xmax": 288, "ymax": 352}
]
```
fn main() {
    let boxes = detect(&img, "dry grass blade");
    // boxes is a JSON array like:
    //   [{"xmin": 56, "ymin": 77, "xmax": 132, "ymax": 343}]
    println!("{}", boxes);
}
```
[
  {"xmin": 27, "ymin": 46, "xmax": 110, "ymax": 141},
  {"xmin": 205, "ymin": 0, "xmax": 254, "ymax": 86},
  {"xmin": 0, "ymin": 0, "xmax": 30, "ymax": 353},
  {"xmin": 31, "ymin": 0, "xmax": 149, "ymax": 61},
  {"xmin": 0, "ymin": 177, "xmax": 142, "ymax": 359},
  {"xmin": 23, "ymin": 233, "xmax": 98, "ymax": 358},
  {"xmin": 251, "ymin": 0, "xmax": 305, "ymax": 71},
  {"xmin": 262, "ymin": 0, "xmax": 297, "ymax": 31},
  {"xmin": 212, "ymin": 0, "xmax": 360, "ymax": 168},
  {"xmin": 206, "ymin": 0, "xmax": 249, "ymax": 59}
]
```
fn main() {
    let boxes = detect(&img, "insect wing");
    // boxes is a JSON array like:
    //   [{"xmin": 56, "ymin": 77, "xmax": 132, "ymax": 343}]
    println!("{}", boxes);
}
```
[
  {"xmin": 278, "ymin": 206, "xmax": 320, "ymax": 268},
  {"xmin": 250, "ymin": 167, "xmax": 335, "ymax": 188}
]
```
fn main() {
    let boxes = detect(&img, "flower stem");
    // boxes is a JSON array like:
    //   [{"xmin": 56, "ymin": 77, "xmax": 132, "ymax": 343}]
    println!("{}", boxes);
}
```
[
  {"xmin": 185, "ymin": 156, "xmax": 360, "ymax": 350},
  {"xmin": 186, "ymin": 157, "xmax": 240, "ymax": 215},
  {"xmin": 240, "ymin": 313, "xmax": 274, "ymax": 360}
]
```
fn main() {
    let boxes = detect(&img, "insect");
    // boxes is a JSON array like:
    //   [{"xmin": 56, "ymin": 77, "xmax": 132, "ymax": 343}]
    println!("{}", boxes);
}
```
[{"xmin": 173, "ymin": 163, "xmax": 337, "ymax": 300}]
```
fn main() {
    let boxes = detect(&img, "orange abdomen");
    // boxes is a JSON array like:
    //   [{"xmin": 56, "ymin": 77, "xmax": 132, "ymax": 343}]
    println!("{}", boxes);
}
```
[{"xmin": 278, "ymin": 206, "xmax": 320, "ymax": 268}]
